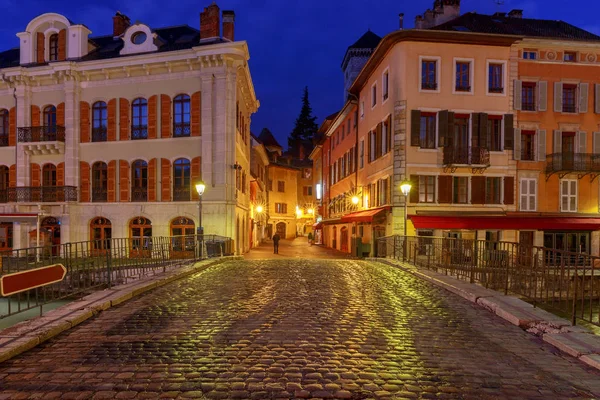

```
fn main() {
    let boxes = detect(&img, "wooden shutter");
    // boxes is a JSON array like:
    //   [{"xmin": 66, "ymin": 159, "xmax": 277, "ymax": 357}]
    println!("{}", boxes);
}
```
[
  {"xmin": 80, "ymin": 161, "xmax": 90, "ymax": 202},
  {"xmin": 58, "ymin": 29, "xmax": 67, "ymax": 61},
  {"xmin": 161, "ymin": 158, "xmax": 171, "ymax": 201},
  {"xmin": 31, "ymin": 105, "xmax": 40, "ymax": 127},
  {"xmin": 479, "ymin": 113, "xmax": 488, "ymax": 149},
  {"xmin": 409, "ymin": 175, "xmax": 419, "ymax": 204},
  {"xmin": 513, "ymin": 80, "xmax": 522, "ymax": 110},
  {"xmin": 410, "ymin": 110, "xmax": 421, "ymax": 146},
  {"xmin": 148, "ymin": 158, "xmax": 156, "ymax": 201},
  {"xmin": 376, "ymin": 122, "xmax": 382, "ymax": 158},
  {"xmin": 595, "ymin": 84, "xmax": 600, "ymax": 114},
  {"xmin": 386, "ymin": 114, "xmax": 392, "ymax": 151},
  {"xmin": 107, "ymin": 160, "xmax": 116, "ymax": 202},
  {"xmin": 537, "ymin": 130, "xmax": 546, "ymax": 161},
  {"xmin": 471, "ymin": 176, "xmax": 485, "ymax": 204},
  {"xmin": 191, "ymin": 91, "xmax": 201, "ymax": 136},
  {"xmin": 80, "ymin": 101, "xmax": 90, "ymax": 143},
  {"xmin": 9, "ymin": 107, "xmax": 15, "ymax": 146},
  {"xmin": 554, "ymin": 82, "xmax": 563, "ymax": 112},
  {"xmin": 191, "ymin": 157, "xmax": 201, "ymax": 200},
  {"xmin": 538, "ymin": 81, "xmax": 548, "ymax": 112},
  {"xmin": 471, "ymin": 113, "xmax": 480, "ymax": 148},
  {"xmin": 57, "ymin": 103, "xmax": 65, "ymax": 126},
  {"xmin": 148, "ymin": 95, "xmax": 157, "ymax": 139},
  {"xmin": 577, "ymin": 131, "xmax": 587, "ymax": 154},
  {"xmin": 119, "ymin": 160, "xmax": 129, "ymax": 202},
  {"xmin": 446, "ymin": 112, "xmax": 455, "ymax": 147},
  {"xmin": 438, "ymin": 110, "xmax": 448, "ymax": 147},
  {"xmin": 36, "ymin": 32, "xmax": 45, "ymax": 63},
  {"xmin": 504, "ymin": 114, "xmax": 514, "ymax": 150},
  {"xmin": 57, "ymin": 162, "xmax": 65, "ymax": 186},
  {"xmin": 503, "ymin": 176, "xmax": 514, "ymax": 205},
  {"xmin": 594, "ymin": 132, "xmax": 600, "ymax": 154},
  {"xmin": 9, "ymin": 165, "xmax": 16, "ymax": 188},
  {"xmin": 31, "ymin": 163, "xmax": 41, "ymax": 187},
  {"xmin": 513, "ymin": 129, "xmax": 521, "ymax": 160},
  {"xmin": 119, "ymin": 98, "xmax": 129, "ymax": 141},
  {"xmin": 579, "ymin": 83, "xmax": 589, "ymax": 113},
  {"xmin": 437, "ymin": 175, "xmax": 452, "ymax": 204},
  {"xmin": 553, "ymin": 130, "xmax": 562, "ymax": 153},
  {"xmin": 107, "ymin": 99, "xmax": 117, "ymax": 141},
  {"xmin": 161, "ymin": 94, "xmax": 171, "ymax": 138}
]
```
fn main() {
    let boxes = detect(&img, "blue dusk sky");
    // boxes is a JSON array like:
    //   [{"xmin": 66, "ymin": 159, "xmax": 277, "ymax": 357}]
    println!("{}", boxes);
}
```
[{"xmin": 0, "ymin": 0, "xmax": 599, "ymax": 148}]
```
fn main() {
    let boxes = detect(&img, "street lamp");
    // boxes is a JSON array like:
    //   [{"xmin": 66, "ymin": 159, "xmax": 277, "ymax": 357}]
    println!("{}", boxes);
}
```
[
  {"xmin": 256, "ymin": 205, "xmax": 264, "ymax": 214},
  {"xmin": 351, "ymin": 195, "xmax": 360, "ymax": 205},
  {"xmin": 195, "ymin": 181, "xmax": 206, "ymax": 258},
  {"xmin": 400, "ymin": 180, "xmax": 412, "ymax": 260}
]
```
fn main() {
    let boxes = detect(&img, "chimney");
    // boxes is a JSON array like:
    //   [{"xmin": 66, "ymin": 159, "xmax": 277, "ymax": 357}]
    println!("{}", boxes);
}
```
[
  {"xmin": 200, "ymin": 2, "xmax": 220, "ymax": 42},
  {"xmin": 222, "ymin": 10, "xmax": 235, "ymax": 41},
  {"xmin": 508, "ymin": 9, "xmax": 523, "ymax": 18},
  {"xmin": 113, "ymin": 11, "xmax": 131, "ymax": 37},
  {"xmin": 415, "ymin": 15, "xmax": 424, "ymax": 29},
  {"xmin": 399, "ymin": 13, "xmax": 404, "ymax": 30}
]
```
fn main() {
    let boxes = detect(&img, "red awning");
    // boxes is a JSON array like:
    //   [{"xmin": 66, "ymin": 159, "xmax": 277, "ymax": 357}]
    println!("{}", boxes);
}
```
[
  {"xmin": 341, "ymin": 207, "xmax": 390, "ymax": 223},
  {"xmin": 410, "ymin": 215, "xmax": 600, "ymax": 230},
  {"xmin": 0, "ymin": 213, "xmax": 39, "ymax": 223}
]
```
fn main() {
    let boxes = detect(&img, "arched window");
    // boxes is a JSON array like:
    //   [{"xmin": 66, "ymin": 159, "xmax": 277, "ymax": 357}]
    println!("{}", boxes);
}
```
[
  {"xmin": 173, "ymin": 94, "xmax": 191, "ymax": 137},
  {"xmin": 90, "ymin": 217, "xmax": 111, "ymax": 254},
  {"xmin": 0, "ymin": 109, "xmax": 8, "ymax": 147},
  {"xmin": 131, "ymin": 159, "xmax": 148, "ymax": 201},
  {"xmin": 44, "ymin": 105, "xmax": 57, "ymax": 128},
  {"xmin": 92, "ymin": 162, "xmax": 108, "ymax": 202},
  {"xmin": 49, "ymin": 34, "xmax": 59, "ymax": 61},
  {"xmin": 129, "ymin": 216, "xmax": 152, "ymax": 257},
  {"xmin": 92, "ymin": 101, "xmax": 108, "ymax": 142},
  {"xmin": 131, "ymin": 98, "xmax": 148, "ymax": 140},
  {"xmin": 173, "ymin": 158, "xmax": 191, "ymax": 201},
  {"xmin": 170, "ymin": 217, "xmax": 195, "ymax": 255},
  {"xmin": 0, "ymin": 222, "xmax": 13, "ymax": 251}
]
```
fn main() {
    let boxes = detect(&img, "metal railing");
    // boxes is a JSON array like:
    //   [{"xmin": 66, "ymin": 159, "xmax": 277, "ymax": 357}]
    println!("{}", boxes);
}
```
[
  {"xmin": 377, "ymin": 235, "xmax": 600, "ymax": 327},
  {"xmin": 0, "ymin": 234, "xmax": 234, "ymax": 320},
  {"xmin": 173, "ymin": 123, "xmax": 191, "ymax": 137},
  {"xmin": 443, "ymin": 146, "xmax": 490, "ymax": 166},
  {"xmin": 0, "ymin": 186, "xmax": 77, "ymax": 203},
  {"xmin": 92, "ymin": 187, "xmax": 108, "ymax": 202},
  {"xmin": 0, "ymin": 135, "xmax": 8, "ymax": 147},
  {"xmin": 173, "ymin": 187, "xmax": 191, "ymax": 201},
  {"xmin": 131, "ymin": 125, "xmax": 148, "ymax": 140},
  {"xmin": 546, "ymin": 153, "xmax": 600, "ymax": 174},
  {"xmin": 91, "ymin": 126, "xmax": 107, "ymax": 142},
  {"xmin": 17, "ymin": 126, "xmax": 65, "ymax": 142},
  {"xmin": 131, "ymin": 187, "xmax": 148, "ymax": 202}
]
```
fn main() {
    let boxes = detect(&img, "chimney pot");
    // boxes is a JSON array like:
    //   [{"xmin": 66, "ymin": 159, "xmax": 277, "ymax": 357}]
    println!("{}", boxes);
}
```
[
  {"xmin": 223, "ymin": 10, "xmax": 235, "ymax": 41},
  {"xmin": 200, "ymin": 3, "xmax": 220, "ymax": 41},
  {"xmin": 399, "ymin": 13, "xmax": 404, "ymax": 30},
  {"xmin": 113, "ymin": 11, "xmax": 131, "ymax": 37},
  {"xmin": 508, "ymin": 9, "xmax": 523, "ymax": 18}
]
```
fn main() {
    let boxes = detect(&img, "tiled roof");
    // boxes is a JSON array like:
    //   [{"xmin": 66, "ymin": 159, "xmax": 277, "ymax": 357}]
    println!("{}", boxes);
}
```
[
  {"xmin": 431, "ymin": 12, "xmax": 600, "ymax": 41},
  {"xmin": 348, "ymin": 30, "xmax": 382, "ymax": 50},
  {"xmin": 258, "ymin": 129, "xmax": 282, "ymax": 149}
]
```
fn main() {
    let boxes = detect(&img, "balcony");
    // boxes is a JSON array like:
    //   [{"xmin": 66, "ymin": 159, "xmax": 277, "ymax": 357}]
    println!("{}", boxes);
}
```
[
  {"xmin": 443, "ymin": 146, "xmax": 490, "ymax": 167},
  {"xmin": 173, "ymin": 187, "xmax": 191, "ymax": 201},
  {"xmin": 131, "ymin": 125, "xmax": 148, "ymax": 140},
  {"xmin": 173, "ymin": 123, "xmax": 191, "ymax": 137},
  {"xmin": 92, "ymin": 187, "xmax": 108, "ymax": 202},
  {"xmin": 131, "ymin": 187, "xmax": 148, "ymax": 202},
  {"xmin": 545, "ymin": 153, "xmax": 600, "ymax": 178},
  {"xmin": 17, "ymin": 126, "xmax": 65, "ymax": 155},
  {"xmin": 92, "ymin": 127, "xmax": 107, "ymax": 142},
  {"xmin": 0, "ymin": 186, "xmax": 77, "ymax": 203}
]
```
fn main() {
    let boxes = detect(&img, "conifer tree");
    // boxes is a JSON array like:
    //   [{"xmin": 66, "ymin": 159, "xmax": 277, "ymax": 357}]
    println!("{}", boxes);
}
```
[{"xmin": 288, "ymin": 86, "xmax": 318, "ymax": 157}]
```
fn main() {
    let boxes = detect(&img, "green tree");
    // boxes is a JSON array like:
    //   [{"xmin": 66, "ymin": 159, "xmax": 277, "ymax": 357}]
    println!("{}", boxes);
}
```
[{"xmin": 288, "ymin": 86, "xmax": 318, "ymax": 157}]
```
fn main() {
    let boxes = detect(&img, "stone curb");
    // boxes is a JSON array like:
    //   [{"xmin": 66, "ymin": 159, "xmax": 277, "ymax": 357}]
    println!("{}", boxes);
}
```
[
  {"xmin": 368, "ymin": 257, "xmax": 600, "ymax": 372},
  {"xmin": 0, "ymin": 256, "xmax": 240, "ymax": 364}
]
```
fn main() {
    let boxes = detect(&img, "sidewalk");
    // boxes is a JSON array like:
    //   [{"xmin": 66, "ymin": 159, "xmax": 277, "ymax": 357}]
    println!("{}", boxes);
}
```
[{"xmin": 245, "ymin": 237, "xmax": 355, "ymax": 260}]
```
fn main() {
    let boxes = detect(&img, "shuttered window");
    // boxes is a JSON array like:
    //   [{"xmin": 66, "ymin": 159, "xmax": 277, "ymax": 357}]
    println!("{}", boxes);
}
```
[
  {"xmin": 521, "ymin": 130, "xmax": 536, "ymax": 161},
  {"xmin": 452, "ymin": 177, "xmax": 468, "ymax": 204},
  {"xmin": 488, "ymin": 116, "xmax": 502, "ymax": 151},
  {"xmin": 485, "ymin": 177, "xmax": 502, "ymax": 204},
  {"xmin": 420, "ymin": 113, "xmax": 436, "ymax": 149},
  {"xmin": 520, "ymin": 178, "xmax": 537, "ymax": 211},
  {"xmin": 418, "ymin": 176, "xmax": 435, "ymax": 203},
  {"xmin": 560, "ymin": 180, "xmax": 577, "ymax": 212},
  {"xmin": 522, "ymin": 82, "xmax": 536, "ymax": 111},
  {"xmin": 49, "ymin": 34, "xmax": 59, "ymax": 61},
  {"xmin": 562, "ymin": 84, "xmax": 577, "ymax": 113}
]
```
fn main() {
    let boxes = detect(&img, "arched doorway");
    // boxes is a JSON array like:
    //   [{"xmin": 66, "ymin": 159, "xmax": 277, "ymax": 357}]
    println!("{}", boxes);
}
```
[
  {"xmin": 170, "ymin": 217, "xmax": 195, "ymax": 258},
  {"xmin": 276, "ymin": 222, "xmax": 286, "ymax": 238},
  {"xmin": 129, "ymin": 217, "xmax": 152, "ymax": 257},
  {"xmin": 340, "ymin": 227, "xmax": 349, "ymax": 253},
  {"xmin": 90, "ymin": 217, "xmax": 111, "ymax": 255},
  {"xmin": 42, "ymin": 216, "xmax": 60, "ymax": 256}
]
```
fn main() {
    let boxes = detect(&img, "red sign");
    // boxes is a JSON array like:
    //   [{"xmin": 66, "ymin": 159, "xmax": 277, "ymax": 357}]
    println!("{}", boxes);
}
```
[{"xmin": 1, "ymin": 264, "xmax": 67, "ymax": 297}]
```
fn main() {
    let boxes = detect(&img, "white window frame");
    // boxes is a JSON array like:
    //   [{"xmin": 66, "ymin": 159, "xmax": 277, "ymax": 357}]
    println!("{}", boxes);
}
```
[
  {"xmin": 523, "ymin": 50, "xmax": 538, "ymax": 60},
  {"xmin": 486, "ymin": 113, "xmax": 505, "ymax": 152},
  {"xmin": 485, "ymin": 60, "xmax": 507, "ymax": 97},
  {"xmin": 520, "ymin": 178, "xmax": 537, "ymax": 211},
  {"xmin": 560, "ymin": 179, "xmax": 578, "ymax": 212},
  {"xmin": 359, "ymin": 139, "xmax": 365, "ymax": 169},
  {"xmin": 453, "ymin": 57, "xmax": 475, "ymax": 95},
  {"xmin": 360, "ymin": 100, "xmax": 365, "ymax": 119},
  {"xmin": 418, "ymin": 56, "xmax": 441, "ymax": 94},
  {"xmin": 418, "ymin": 175, "xmax": 436, "ymax": 203},
  {"xmin": 382, "ymin": 68, "xmax": 390, "ymax": 104},
  {"xmin": 371, "ymin": 82, "xmax": 377, "ymax": 109}
]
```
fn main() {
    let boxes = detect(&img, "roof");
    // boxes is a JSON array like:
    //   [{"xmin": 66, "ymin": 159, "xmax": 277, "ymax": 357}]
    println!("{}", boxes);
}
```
[
  {"xmin": 348, "ymin": 30, "xmax": 382, "ymax": 50},
  {"xmin": 258, "ymin": 129, "xmax": 282, "ymax": 149},
  {"xmin": 431, "ymin": 12, "xmax": 600, "ymax": 41}
]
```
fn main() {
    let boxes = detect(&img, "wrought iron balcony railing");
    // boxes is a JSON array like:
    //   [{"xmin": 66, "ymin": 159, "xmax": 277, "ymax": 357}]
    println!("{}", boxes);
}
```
[
  {"xmin": 421, "ymin": 82, "xmax": 438, "ymax": 90},
  {"xmin": 131, "ymin": 125, "xmax": 148, "ymax": 140},
  {"xmin": 443, "ymin": 146, "xmax": 490, "ymax": 166},
  {"xmin": 92, "ymin": 126, "xmax": 107, "ymax": 142},
  {"xmin": 173, "ymin": 187, "xmax": 191, "ymax": 201},
  {"xmin": 173, "ymin": 123, "xmax": 191, "ymax": 137},
  {"xmin": 131, "ymin": 187, "xmax": 148, "ymax": 202},
  {"xmin": 17, "ymin": 126, "xmax": 65, "ymax": 142},
  {"xmin": 545, "ymin": 153, "xmax": 600, "ymax": 174},
  {"xmin": 0, "ymin": 135, "xmax": 8, "ymax": 147},
  {"xmin": 92, "ymin": 187, "xmax": 108, "ymax": 202},
  {"xmin": 0, "ymin": 186, "xmax": 77, "ymax": 203}
]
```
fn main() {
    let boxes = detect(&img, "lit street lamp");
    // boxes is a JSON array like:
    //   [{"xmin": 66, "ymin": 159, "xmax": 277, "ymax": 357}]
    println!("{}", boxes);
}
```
[
  {"xmin": 195, "ymin": 181, "xmax": 206, "ymax": 258},
  {"xmin": 400, "ymin": 180, "xmax": 412, "ymax": 260},
  {"xmin": 351, "ymin": 195, "xmax": 359, "ymax": 205}
]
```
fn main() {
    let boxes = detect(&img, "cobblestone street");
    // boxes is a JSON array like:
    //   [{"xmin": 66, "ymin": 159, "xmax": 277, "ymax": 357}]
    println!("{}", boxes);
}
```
[{"xmin": 1, "ymin": 259, "xmax": 600, "ymax": 399}]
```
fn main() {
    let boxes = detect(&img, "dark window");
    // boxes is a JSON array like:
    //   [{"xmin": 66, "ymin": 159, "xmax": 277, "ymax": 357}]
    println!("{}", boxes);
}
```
[
  {"xmin": 49, "ymin": 34, "xmax": 59, "ymax": 61},
  {"xmin": 275, "ymin": 203, "xmax": 287, "ymax": 213},
  {"xmin": 90, "ymin": 217, "xmax": 112, "ymax": 254},
  {"xmin": 277, "ymin": 181, "xmax": 285, "ymax": 192},
  {"xmin": 485, "ymin": 177, "xmax": 501, "ymax": 204},
  {"xmin": 488, "ymin": 64, "xmax": 503, "ymax": 93},
  {"xmin": 131, "ymin": 32, "xmax": 147, "ymax": 45},
  {"xmin": 419, "ymin": 176, "xmax": 435, "ymax": 203},
  {"xmin": 488, "ymin": 117, "xmax": 502, "ymax": 151},
  {"xmin": 0, "ymin": 109, "xmax": 8, "ymax": 147},
  {"xmin": 42, "ymin": 164, "xmax": 57, "ymax": 187},
  {"xmin": 521, "ymin": 82, "xmax": 536, "ymax": 111},
  {"xmin": 173, "ymin": 158, "xmax": 191, "ymax": 201},
  {"xmin": 131, "ymin": 160, "xmax": 148, "ymax": 201},
  {"xmin": 372, "ymin": 85, "xmax": 377, "ymax": 107},
  {"xmin": 420, "ymin": 113, "xmax": 436, "ymax": 149},
  {"xmin": 44, "ymin": 106, "xmax": 57, "ymax": 128},
  {"xmin": 92, "ymin": 162, "xmax": 108, "ymax": 202},
  {"xmin": 455, "ymin": 62, "xmax": 470, "ymax": 91},
  {"xmin": 523, "ymin": 51, "xmax": 537, "ymax": 60},
  {"xmin": 562, "ymin": 84, "xmax": 577, "ymax": 113},
  {"xmin": 383, "ymin": 71, "xmax": 389, "ymax": 100},
  {"xmin": 131, "ymin": 98, "xmax": 148, "ymax": 140},
  {"xmin": 521, "ymin": 131, "xmax": 536, "ymax": 160},
  {"xmin": 0, "ymin": 166, "xmax": 8, "ymax": 191},
  {"xmin": 564, "ymin": 51, "xmax": 577, "ymax": 62},
  {"xmin": 173, "ymin": 94, "xmax": 191, "ymax": 137},
  {"xmin": 129, "ymin": 217, "xmax": 152, "ymax": 253},
  {"xmin": 421, "ymin": 60, "xmax": 437, "ymax": 90},
  {"xmin": 92, "ymin": 101, "xmax": 107, "ymax": 142},
  {"xmin": 453, "ymin": 177, "xmax": 468, "ymax": 204}
]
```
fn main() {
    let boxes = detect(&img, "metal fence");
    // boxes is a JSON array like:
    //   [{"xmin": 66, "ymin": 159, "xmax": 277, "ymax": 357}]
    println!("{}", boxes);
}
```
[
  {"xmin": 376, "ymin": 235, "xmax": 600, "ymax": 327},
  {"xmin": 0, "ymin": 234, "xmax": 233, "ymax": 320}
]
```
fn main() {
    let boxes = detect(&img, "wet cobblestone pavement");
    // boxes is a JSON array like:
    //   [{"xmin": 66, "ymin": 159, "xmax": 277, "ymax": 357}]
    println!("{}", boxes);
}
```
[{"xmin": 1, "ymin": 259, "xmax": 600, "ymax": 399}]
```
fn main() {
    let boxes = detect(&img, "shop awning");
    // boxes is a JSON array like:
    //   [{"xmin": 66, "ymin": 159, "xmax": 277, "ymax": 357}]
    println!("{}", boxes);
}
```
[
  {"xmin": 341, "ymin": 206, "xmax": 390, "ymax": 223},
  {"xmin": 410, "ymin": 215, "xmax": 600, "ymax": 230},
  {"xmin": 0, "ymin": 213, "xmax": 39, "ymax": 223}
]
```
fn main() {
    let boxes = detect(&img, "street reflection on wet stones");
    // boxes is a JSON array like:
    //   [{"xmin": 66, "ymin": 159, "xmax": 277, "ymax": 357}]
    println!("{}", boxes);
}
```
[{"xmin": 0, "ymin": 259, "xmax": 600, "ymax": 399}]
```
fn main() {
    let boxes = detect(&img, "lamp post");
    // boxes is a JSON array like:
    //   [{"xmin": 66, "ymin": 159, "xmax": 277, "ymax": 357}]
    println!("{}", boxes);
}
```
[
  {"xmin": 400, "ymin": 180, "xmax": 412, "ymax": 260},
  {"xmin": 195, "ymin": 181, "xmax": 206, "ymax": 258}
]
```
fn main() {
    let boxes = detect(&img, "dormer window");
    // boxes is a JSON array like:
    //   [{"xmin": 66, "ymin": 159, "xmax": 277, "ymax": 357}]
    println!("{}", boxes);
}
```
[
  {"xmin": 131, "ymin": 32, "xmax": 147, "ymax": 45},
  {"xmin": 49, "ymin": 34, "xmax": 58, "ymax": 61}
]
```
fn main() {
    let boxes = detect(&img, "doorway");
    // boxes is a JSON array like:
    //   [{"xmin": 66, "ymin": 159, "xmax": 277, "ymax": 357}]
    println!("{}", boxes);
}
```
[
  {"xmin": 42, "ymin": 216, "xmax": 60, "ymax": 256},
  {"xmin": 276, "ymin": 222, "xmax": 286, "ymax": 238},
  {"xmin": 340, "ymin": 227, "xmax": 349, "ymax": 252},
  {"xmin": 518, "ymin": 231, "xmax": 534, "ymax": 266}
]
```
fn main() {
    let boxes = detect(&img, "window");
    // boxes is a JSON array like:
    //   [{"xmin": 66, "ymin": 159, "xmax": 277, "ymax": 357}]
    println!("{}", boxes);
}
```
[
  {"xmin": 381, "ymin": 121, "xmax": 388, "ymax": 155},
  {"xmin": 383, "ymin": 71, "xmax": 389, "ymax": 101},
  {"xmin": 131, "ymin": 98, "xmax": 148, "ymax": 140},
  {"xmin": 354, "ymin": 110, "xmax": 358, "ymax": 127},
  {"xmin": 421, "ymin": 60, "xmax": 437, "ymax": 90},
  {"xmin": 170, "ymin": 217, "xmax": 195, "ymax": 252},
  {"xmin": 131, "ymin": 32, "xmax": 147, "ymax": 45},
  {"xmin": 488, "ymin": 63, "xmax": 503, "ymax": 93},
  {"xmin": 455, "ymin": 61, "xmax": 471, "ymax": 91},
  {"xmin": 369, "ymin": 130, "xmax": 376, "ymax": 162},
  {"xmin": 44, "ymin": 106, "xmax": 57, "ymax": 129},
  {"xmin": 377, "ymin": 178, "xmax": 389, "ymax": 206},
  {"xmin": 275, "ymin": 203, "xmax": 287, "ymax": 214},
  {"xmin": 562, "ymin": 84, "xmax": 577, "ymax": 113},
  {"xmin": 92, "ymin": 162, "xmax": 108, "ymax": 202},
  {"xmin": 90, "ymin": 217, "xmax": 111, "ymax": 254},
  {"xmin": 303, "ymin": 186, "xmax": 313, "ymax": 196},
  {"xmin": 564, "ymin": 51, "xmax": 577, "ymax": 62},
  {"xmin": 521, "ymin": 82, "xmax": 537, "ymax": 111},
  {"xmin": 92, "ymin": 101, "xmax": 107, "ymax": 142},
  {"xmin": 277, "ymin": 181, "xmax": 285, "ymax": 192},
  {"xmin": 485, "ymin": 177, "xmax": 502, "ymax": 204},
  {"xmin": 173, "ymin": 158, "xmax": 191, "ymax": 201},
  {"xmin": 42, "ymin": 164, "xmax": 57, "ymax": 187},
  {"xmin": 560, "ymin": 180, "xmax": 577, "ymax": 212},
  {"xmin": 0, "ymin": 166, "xmax": 8, "ymax": 191},
  {"xmin": 0, "ymin": 109, "xmax": 8, "ymax": 147},
  {"xmin": 360, "ymin": 101, "xmax": 364, "ymax": 118},
  {"xmin": 371, "ymin": 84, "xmax": 377, "ymax": 107},
  {"xmin": 520, "ymin": 178, "xmax": 537, "ymax": 211},
  {"xmin": 49, "ymin": 34, "xmax": 59, "ymax": 61},
  {"xmin": 337, "ymin": 131, "xmax": 340, "ymax": 144},
  {"xmin": 173, "ymin": 94, "xmax": 191, "ymax": 137},
  {"xmin": 131, "ymin": 160, "xmax": 148, "ymax": 201},
  {"xmin": 419, "ymin": 176, "xmax": 435, "ymax": 203},
  {"xmin": 521, "ymin": 130, "xmax": 535, "ymax": 160},
  {"xmin": 347, "ymin": 119, "xmax": 351, "ymax": 135},
  {"xmin": 420, "ymin": 113, "xmax": 436, "ymax": 149},
  {"xmin": 341, "ymin": 125, "xmax": 345, "ymax": 140},
  {"xmin": 453, "ymin": 177, "xmax": 468, "ymax": 204},
  {"xmin": 523, "ymin": 51, "xmax": 537, "ymax": 60},
  {"xmin": 129, "ymin": 217, "xmax": 152, "ymax": 255},
  {"xmin": 359, "ymin": 140, "xmax": 364, "ymax": 169},
  {"xmin": 488, "ymin": 116, "xmax": 502, "ymax": 151},
  {"xmin": 267, "ymin": 179, "xmax": 273, "ymax": 191}
]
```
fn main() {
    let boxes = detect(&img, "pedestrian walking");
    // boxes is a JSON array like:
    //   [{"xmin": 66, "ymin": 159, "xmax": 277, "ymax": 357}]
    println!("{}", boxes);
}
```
[{"xmin": 272, "ymin": 233, "xmax": 280, "ymax": 254}]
